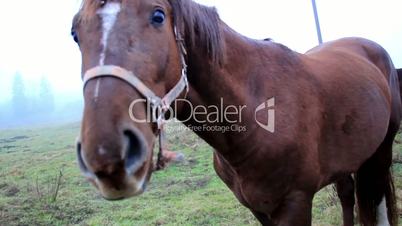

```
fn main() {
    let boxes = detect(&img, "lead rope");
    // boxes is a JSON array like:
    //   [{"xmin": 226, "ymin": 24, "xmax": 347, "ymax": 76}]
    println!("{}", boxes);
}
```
[
  {"xmin": 155, "ymin": 26, "xmax": 188, "ymax": 171},
  {"xmin": 156, "ymin": 124, "xmax": 167, "ymax": 170}
]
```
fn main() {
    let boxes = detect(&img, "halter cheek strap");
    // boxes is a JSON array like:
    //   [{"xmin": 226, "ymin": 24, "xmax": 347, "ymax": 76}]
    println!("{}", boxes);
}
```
[{"xmin": 82, "ymin": 26, "xmax": 188, "ymax": 171}]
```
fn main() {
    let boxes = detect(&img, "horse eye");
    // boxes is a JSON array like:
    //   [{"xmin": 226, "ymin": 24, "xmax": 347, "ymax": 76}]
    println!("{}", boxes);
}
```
[
  {"xmin": 151, "ymin": 9, "xmax": 165, "ymax": 26},
  {"xmin": 71, "ymin": 29, "xmax": 79, "ymax": 44}
]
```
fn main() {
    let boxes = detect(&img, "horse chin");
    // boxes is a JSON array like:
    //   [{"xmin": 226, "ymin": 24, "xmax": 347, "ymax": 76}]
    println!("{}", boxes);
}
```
[
  {"xmin": 96, "ymin": 174, "xmax": 149, "ymax": 200},
  {"xmin": 88, "ymin": 163, "xmax": 150, "ymax": 201}
]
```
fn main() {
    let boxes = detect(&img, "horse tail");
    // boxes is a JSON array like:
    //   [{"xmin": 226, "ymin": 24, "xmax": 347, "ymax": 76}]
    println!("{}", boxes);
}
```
[{"xmin": 355, "ymin": 131, "xmax": 398, "ymax": 226}]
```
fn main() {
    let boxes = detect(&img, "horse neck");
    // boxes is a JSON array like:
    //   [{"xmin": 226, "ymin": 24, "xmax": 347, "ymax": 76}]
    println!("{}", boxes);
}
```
[{"xmin": 177, "ymin": 24, "xmax": 281, "ymax": 153}]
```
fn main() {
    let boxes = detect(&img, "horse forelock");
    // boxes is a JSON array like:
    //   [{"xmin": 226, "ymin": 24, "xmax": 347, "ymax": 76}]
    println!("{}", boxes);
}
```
[
  {"xmin": 78, "ymin": 0, "xmax": 102, "ymax": 22},
  {"xmin": 168, "ymin": 0, "xmax": 225, "ymax": 66}
]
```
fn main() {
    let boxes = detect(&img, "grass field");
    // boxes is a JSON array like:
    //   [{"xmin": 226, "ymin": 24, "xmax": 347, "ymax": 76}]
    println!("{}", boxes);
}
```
[{"xmin": 0, "ymin": 122, "xmax": 401, "ymax": 226}]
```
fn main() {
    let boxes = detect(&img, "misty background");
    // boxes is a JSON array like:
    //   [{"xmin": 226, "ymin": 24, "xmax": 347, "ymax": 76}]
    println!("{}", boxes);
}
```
[{"xmin": 0, "ymin": 0, "xmax": 401, "ymax": 129}]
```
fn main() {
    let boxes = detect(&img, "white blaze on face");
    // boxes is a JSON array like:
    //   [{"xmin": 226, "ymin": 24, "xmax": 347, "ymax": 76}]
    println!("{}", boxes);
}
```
[
  {"xmin": 377, "ymin": 196, "xmax": 390, "ymax": 226},
  {"xmin": 97, "ymin": 2, "xmax": 121, "ymax": 66}
]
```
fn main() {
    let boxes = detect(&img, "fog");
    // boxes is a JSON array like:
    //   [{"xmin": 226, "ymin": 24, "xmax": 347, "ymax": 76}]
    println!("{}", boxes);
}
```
[
  {"xmin": 0, "ymin": 0, "xmax": 82, "ymax": 128},
  {"xmin": 0, "ymin": 74, "xmax": 83, "ymax": 128},
  {"xmin": 0, "ymin": 0, "xmax": 401, "ymax": 128}
]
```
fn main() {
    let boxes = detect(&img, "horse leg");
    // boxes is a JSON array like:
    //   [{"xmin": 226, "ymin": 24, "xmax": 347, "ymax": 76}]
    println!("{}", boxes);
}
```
[
  {"xmin": 250, "ymin": 210, "xmax": 275, "ymax": 226},
  {"xmin": 213, "ymin": 153, "xmax": 276, "ymax": 225},
  {"xmin": 355, "ymin": 119, "xmax": 399, "ymax": 226},
  {"xmin": 272, "ymin": 191, "xmax": 313, "ymax": 226},
  {"xmin": 335, "ymin": 175, "xmax": 355, "ymax": 226}
]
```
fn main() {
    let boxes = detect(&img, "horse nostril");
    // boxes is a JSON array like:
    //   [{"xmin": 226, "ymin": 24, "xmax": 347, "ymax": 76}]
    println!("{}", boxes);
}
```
[
  {"xmin": 76, "ymin": 142, "xmax": 90, "ymax": 174},
  {"xmin": 124, "ymin": 130, "xmax": 146, "ymax": 174}
]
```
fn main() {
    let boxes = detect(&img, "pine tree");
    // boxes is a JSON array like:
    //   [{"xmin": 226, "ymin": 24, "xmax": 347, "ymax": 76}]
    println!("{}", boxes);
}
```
[
  {"xmin": 39, "ymin": 76, "xmax": 55, "ymax": 113},
  {"xmin": 11, "ymin": 73, "xmax": 28, "ymax": 117}
]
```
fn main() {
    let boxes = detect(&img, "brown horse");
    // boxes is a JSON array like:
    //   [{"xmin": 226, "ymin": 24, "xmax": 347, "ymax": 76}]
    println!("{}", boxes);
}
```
[{"xmin": 72, "ymin": 0, "xmax": 401, "ymax": 225}]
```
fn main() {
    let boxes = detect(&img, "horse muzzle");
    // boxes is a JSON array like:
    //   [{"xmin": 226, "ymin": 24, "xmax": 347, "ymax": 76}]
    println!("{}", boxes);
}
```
[{"xmin": 76, "ymin": 126, "xmax": 151, "ymax": 200}]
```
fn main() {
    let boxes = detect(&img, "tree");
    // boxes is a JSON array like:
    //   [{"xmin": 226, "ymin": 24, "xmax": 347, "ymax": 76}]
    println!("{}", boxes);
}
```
[
  {"xmin": 11, "ymin": 73, "xmax": 28, "ymax": 117},
  {"xmin": 39, "ymin": 76, "xmax": 55, "ymax": 113}
]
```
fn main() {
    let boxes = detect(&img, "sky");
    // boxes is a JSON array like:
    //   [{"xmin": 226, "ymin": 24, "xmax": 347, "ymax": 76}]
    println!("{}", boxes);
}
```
[{"xmin": 0, "ymin": 0, "xmax": 401, "ymax": 104}]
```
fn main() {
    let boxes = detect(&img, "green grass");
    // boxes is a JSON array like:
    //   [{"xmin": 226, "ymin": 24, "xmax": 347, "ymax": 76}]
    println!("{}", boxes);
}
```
[{"xmin": 0, "ymin": 123, "xmax": 401, "ymax": 225}]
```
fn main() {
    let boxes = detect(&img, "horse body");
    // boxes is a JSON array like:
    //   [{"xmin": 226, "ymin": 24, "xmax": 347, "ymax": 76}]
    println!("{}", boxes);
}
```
[
  {"xmin": 180, "ymin": 28, "xmax": 400, "ymax": 224},
  {"xmin": 73, "ymin": 1, "xmax": 401, "ymax": 225},
  {"xmin": 304, "ymin": 38, "xmax": 395, "ymax": 177}
]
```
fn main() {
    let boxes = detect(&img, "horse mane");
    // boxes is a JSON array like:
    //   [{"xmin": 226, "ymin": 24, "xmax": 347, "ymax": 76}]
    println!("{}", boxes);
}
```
[
  {"xmin": 77, "ymin": 0, "xmax": 225, "ymax": 66},
  {"xmin": 168, "ymin": 0, "xmax": 225, "ymax": 66}
]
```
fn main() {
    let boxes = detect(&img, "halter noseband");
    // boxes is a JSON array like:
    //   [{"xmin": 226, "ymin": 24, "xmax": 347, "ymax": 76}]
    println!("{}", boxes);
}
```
[{"xmin": 82, "ymin": 26, "xmax": 189, "ymax": 171}]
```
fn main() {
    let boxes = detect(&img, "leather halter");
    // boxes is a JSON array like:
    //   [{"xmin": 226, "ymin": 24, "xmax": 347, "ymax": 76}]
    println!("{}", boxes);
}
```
[{"xmin": 82, "ymin": 26, "xmax": 189, "ymax": 171}]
